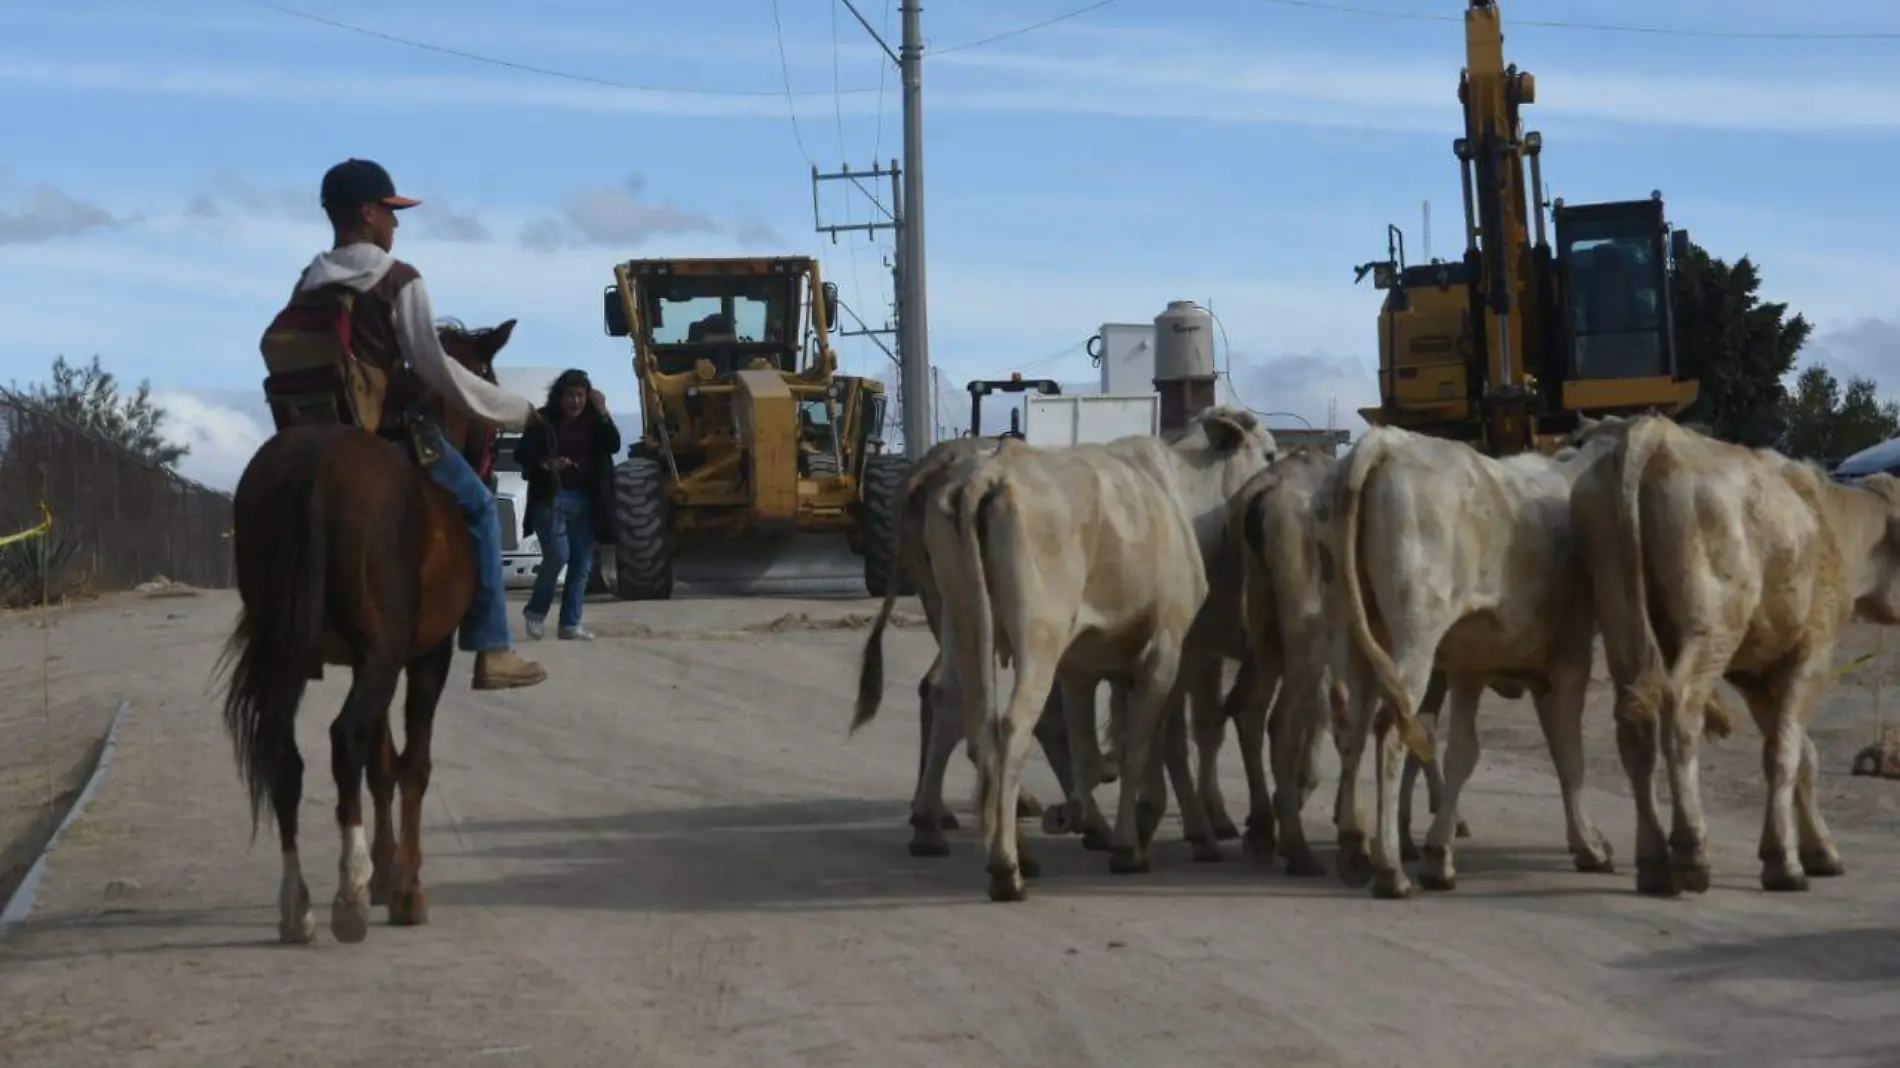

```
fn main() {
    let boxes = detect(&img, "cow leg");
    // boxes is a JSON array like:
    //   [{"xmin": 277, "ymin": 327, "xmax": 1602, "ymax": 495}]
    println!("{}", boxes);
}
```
[
  {"xmin": 914, "ymin": 667, "xmax": 959, "ymax": 832},
  {"xmin": 1190, "ymin": 660, "xmax": 1239, "ymax": 842},
  {"xmin": 1794, "ymin": 732, "xmax": 1844, "ymax": 878},
  {"xmin": 1534, "ymin": 634, "xmax": 1615, "ymax": 875},
  {"xmin": 1108, "ymin": 645, "xmax": 1184, "ymax": 875},
  {"xmin": 1740, "ymin": 656, "xmax": 1839, "ymax": 893},
  {"xmin": 1232, "ymin": 656, "xmax": 1280, "ymax": 864},
  {"xmin": 1416, "ymin": 675, "xmax": 1484, "ymax": 890},
  {"xmin": 1368, "ymin": 650, "xmax": 1440, "ymax": 901},
  {"xmin": 981, "ymin": 657, "xmax": 1058, "ymax": 902},
  {"xmin": 1399, "ymin": 671, "xmax": 1445, "ymax": 862},
  {"xmin": 1612, "ymin": 684, "xmax": 1672, "ymax": 896},
  {"xmin": 1656, "ymin": 634, "xmax": 1737, "ymax": 896},
  {"xmin": 1329, "ymin": 647, "xmax": 1378, "ymax": 889},
  {"xmin": 1100, "ymin": 679, "xmax": 1127, "ymax": 785},
  {"xmin": 909, "ymin": 667, "xmax": 964, "ymax": 857},
  {"xmin": 1165, "ymin": 680, "xmax": 1224, "ymax": 863},
  {"xmin": 1054, "ymin": 671, "xmax": 1115, "ymax": 849},
  {"xmin": 1267, "ymin": 661, "xmax": 1326, "ymax": 876}
]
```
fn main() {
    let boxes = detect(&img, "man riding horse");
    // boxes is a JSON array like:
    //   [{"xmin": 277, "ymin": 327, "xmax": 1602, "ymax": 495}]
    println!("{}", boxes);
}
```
[{"xmin": 295, "ymin": 157, "xmax": 547, "ymax": 691}]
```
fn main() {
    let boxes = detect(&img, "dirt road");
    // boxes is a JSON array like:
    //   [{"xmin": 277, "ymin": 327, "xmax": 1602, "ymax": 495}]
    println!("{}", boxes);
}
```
[{"xmin": 4, "ymin": 590, "xmax": 1900, "ymax": 1067}]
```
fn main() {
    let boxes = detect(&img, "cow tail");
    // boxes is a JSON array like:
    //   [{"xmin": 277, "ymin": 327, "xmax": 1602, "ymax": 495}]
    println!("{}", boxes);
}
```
[
  {"xmin": 1614, "ymin": 419, "xmax": 1670, "ymax": 727},
  {"xmin": 955, "ymin": 467, "xmax": 1007, "ymax": 841},
  {"xmin": 1334, "ymin": 435, "xmax": 1432, "ymax": 761}
]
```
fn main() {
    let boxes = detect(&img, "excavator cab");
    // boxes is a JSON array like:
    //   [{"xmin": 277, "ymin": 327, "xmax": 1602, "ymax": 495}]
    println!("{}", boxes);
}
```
[{"xmin": 1552, "ymin": 197, "xmax": 1697, "ymax": 417}]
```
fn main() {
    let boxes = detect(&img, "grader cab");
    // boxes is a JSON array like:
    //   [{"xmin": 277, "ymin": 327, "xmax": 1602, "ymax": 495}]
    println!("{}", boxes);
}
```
[{"xmin": 602, "ymin": 255, "xmax": 911, "ymax": 599}]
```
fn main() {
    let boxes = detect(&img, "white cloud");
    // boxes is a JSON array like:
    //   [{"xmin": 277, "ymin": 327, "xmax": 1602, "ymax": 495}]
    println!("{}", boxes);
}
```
[{"xmin": 151, "ymin": 389, "xmax": 271, "ymax": 490}]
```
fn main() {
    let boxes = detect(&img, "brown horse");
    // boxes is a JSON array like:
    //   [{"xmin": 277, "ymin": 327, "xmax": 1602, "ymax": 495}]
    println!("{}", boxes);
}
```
[{"xmin": 216, "ymin": 317, "xmax": 517, "ymax": 945}]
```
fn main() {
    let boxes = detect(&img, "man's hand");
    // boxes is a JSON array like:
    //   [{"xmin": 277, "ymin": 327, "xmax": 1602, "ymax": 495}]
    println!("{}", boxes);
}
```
[{"xmin": 590, "ymin": 389, "xmax": 608, "ymax": 414}]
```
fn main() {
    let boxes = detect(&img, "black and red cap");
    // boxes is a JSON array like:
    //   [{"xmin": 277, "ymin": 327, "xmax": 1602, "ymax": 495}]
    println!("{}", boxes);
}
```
[{"xmin": 320, "ymin": 158, "xmax": 420, "ymax": 212}]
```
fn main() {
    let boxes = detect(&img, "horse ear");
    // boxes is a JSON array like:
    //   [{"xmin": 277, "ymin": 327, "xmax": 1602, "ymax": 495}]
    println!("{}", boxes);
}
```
[{"xmin": 487, "ymin": 319, "xmax": 518, "ymax": 354}]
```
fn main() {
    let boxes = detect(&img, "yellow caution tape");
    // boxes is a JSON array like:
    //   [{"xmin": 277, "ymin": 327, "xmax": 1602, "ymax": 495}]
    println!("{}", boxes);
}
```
[{"xmin": 0, "ymin": 503, "xmax": 51, "ymax": 549}]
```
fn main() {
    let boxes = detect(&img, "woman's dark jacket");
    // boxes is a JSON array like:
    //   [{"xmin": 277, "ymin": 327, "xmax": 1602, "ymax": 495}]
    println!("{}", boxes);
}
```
[{"xmin": 512, "ymin": 406, "xmax": 622, "ymax": 546}]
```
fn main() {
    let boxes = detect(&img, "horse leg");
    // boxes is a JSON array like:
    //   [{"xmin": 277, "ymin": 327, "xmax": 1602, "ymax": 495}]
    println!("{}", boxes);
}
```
[
  {"xmin": 329, "ymin": 656, "xmax": 404, "ymax": 945},
  {"xmin": 367, "ymin": 716, "xmax": 399, "ymax": 907},
  {"xmin": 272, "ymin": 740, "xmax": 316, "ymax": 944},
  {"xmin": 390, "ymin": 640, "xmax": 453, "ymax": 927}
]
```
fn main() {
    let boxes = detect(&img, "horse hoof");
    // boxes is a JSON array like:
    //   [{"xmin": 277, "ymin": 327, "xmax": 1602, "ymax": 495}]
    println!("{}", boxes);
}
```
[
  {"xmin": 1211, "ymin": 817, "xmax": 1241, "ymax": 842},
  {"xmin": 1080, "ymin": 828, "xmax": 1115, "ymax": 852},
  {"xmin": 1371, "ymin": 869, "xmax": 1413, "ymax": 900},
  {"xmin": 1635, "ymin": 858, "xmax": 1679, "ymax": 898},
  {"xmin": 279, "ymin": 910, "xmax": 317, "ymax": 945},
  {"xmin": 1243, "ymin": 829, "xmax": 1279, "ymax": 866},
  {"xmin": 938, "ymin": 813, "xmax": 961, "ymax": 831},
  {"xmin": 1108, "ymin": 849, "xmax": 1150, "ymax": 876},
  {"xmin": 1574, "ymin": 847, "xmax": 1616, "ymax": 875},
  {"xmin": 1800, "ymin": 850, "xmax": 1846, "ymax": 878},
  {"xmin": 330, "ymin": 896, "xmax": 371, "ymax": 944},
  {"xmin": 1400, "ymin": 838, "xmax": 1420, "ymax": 864},
  {"xmin": 388, "ymin": 889, "xmax": 430, "ymax": 927}
]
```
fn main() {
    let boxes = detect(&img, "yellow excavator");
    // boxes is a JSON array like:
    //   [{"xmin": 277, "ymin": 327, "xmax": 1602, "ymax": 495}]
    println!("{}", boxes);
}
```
[{"xmin": 1354, "ymin": 0, "xmax": 1699, "ymax": 456}]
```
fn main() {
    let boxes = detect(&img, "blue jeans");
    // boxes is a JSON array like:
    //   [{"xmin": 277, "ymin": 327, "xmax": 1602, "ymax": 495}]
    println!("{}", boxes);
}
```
[
  {"xmin": 423, "ymin": 429, "xmax": 514, "ymax": 654},
  {"xmin": 525, "ymin": 489, "xmax": 596, "ymax": 630}
]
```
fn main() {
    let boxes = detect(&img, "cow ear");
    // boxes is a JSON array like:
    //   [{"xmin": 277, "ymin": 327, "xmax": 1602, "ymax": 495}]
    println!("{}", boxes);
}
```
[
  {"xmin": 1576, "ymin": 414, "xmax": 1599, "ymax": 432},
  {"xmin": 1205, "ymin": 414, "xmax": 1247, "ymax": 453}
]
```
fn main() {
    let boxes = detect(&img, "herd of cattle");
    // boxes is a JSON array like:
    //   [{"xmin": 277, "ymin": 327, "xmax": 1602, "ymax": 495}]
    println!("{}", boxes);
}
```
[{"xmin": 849, "ymin": 407, "xmax": 1900, "ymax": 904}]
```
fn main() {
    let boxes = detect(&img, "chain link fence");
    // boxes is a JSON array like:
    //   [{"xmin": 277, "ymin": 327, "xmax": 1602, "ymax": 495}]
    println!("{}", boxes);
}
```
[{"xmin": 0, "ymin": 387, "xmax": 234, "ymax": 605}]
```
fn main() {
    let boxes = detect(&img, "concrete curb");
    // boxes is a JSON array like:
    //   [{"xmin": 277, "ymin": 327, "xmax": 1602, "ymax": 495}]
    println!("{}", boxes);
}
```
[{"xmin": 0, "ymin": 698, "xmax": 131, "ymax": 940}]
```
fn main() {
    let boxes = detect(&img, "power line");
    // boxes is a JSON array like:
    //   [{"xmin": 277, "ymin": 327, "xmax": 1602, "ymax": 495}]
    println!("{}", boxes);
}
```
[
  {"xmin": 769, "ymin": 0, "xmax": 818, "ymax": 163},
  {"xmin": 932, "ymin": 0, "xmax": 1125, "ymax": 55},
  {"xmin": 1245, "ymin": 0, "xmax": 1900, "ymax": 40}
]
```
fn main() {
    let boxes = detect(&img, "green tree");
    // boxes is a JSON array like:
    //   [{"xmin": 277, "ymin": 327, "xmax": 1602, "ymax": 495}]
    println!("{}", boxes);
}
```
[
  {"xmin": 1782, "ymin": 363, "xmax": 1900, "ymax": 464},
  {"xmin": 1670, "ymin": 241, "xmax": 1812, "ymax": 447},
  {"xmin": 17, "ymin": 354, "xmax": 188, "ymax": 468}
]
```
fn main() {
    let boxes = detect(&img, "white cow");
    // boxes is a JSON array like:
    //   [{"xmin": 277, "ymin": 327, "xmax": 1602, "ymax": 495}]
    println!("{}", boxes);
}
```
[
  {"xmin": 1570, "ymin": 414, "xmax": 1900, "ymax": 895},
  {"xmin": 1319, "ymin": 425, "xmax": 1638, "ymax": 899},
  {"xmin": 924, "ymin": 407, "xmax": 1277, "ymax": 901}
]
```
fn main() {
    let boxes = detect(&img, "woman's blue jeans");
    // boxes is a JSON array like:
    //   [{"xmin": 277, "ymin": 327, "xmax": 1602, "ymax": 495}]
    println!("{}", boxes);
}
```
[{"xmin": 525, "ymin": 489, "xmax": 596, "ymax": 630}]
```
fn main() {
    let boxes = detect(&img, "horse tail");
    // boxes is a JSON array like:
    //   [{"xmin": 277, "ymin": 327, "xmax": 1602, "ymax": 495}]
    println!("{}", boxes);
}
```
[{"xmin": 215, "ymin": 468, "xmax": 329, "ymax": 843}]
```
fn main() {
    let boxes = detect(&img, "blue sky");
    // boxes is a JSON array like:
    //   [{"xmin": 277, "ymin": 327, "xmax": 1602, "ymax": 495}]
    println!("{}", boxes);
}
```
[{"xmin": 3, "ymin": 0, "xmax": 1898, "ymax": 489}]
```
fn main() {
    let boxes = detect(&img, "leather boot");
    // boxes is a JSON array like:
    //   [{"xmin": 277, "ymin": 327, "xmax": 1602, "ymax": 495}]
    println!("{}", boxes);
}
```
[{"xmin": 473, "ymin": 648, "xmax": 547, "ymax": 691}]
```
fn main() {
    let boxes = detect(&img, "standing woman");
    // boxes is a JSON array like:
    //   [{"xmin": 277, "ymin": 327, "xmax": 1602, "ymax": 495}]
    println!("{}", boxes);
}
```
[{"xmin": 515, "ymin": 368, "xmax": 621, "ymax": 640}]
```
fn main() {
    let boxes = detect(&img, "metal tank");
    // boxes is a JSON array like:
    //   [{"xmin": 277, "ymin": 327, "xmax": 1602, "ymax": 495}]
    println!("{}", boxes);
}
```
[{"xmin": 1152, "ymin": 299, "xmax": 1218, "ymax": 432}]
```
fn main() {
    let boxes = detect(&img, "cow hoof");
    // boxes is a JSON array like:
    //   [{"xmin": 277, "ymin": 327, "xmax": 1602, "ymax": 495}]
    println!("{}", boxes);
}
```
[
  {"xmin": 1041, "ymin": 802, "xmax": 1077, "ymax": 836},
  {"xmin": 1243, "ymin": 829, "xmax": 1279, "ymax": 866},
  {"xmin": 1635, "ymin": 858, "xmax": 1680, "ymax": 898},
  {"xmin": 1574, "ymin": 847, "xmax": 1616, "ymax": 875},
  {"xmin": 1335, "ymin": 844, "xmax": 1375, "ymax": 889},
  {"xmin": 388, "ymin": 888, "xmax": 429, "ymax": 927},
  {"xmin": 1020, "ymin": 854, "xmax": 1043, "ymax": 880},
  {"xmin": 278, "ymin": 910, "xmax": 317, "ymax": 945},
  {"xmin": 1761, "ymin": 860, "xmax": 1810, "ymax": 893},
  {"xmin": 938, "ymin": 813, "xmax": 961, "ymax": 831},
  {"xmin": 1135, "ymin": 801, "xmax": 1163, "ymax": 845},
  {"xmin": 1108, "ymin": 849, "xmax": 1150, "ymax": 876},
  {"xmin": 330, "ymin": 895, "xmax": 371, "ymax": 945},
  {"xmin": 1016, "ymin": 793, "xmax": 1046, "ymax": 820},
  {"xmin": 1418, "ymin": 844, "xmax": 1455, "ymax": 891},
  {"xmin": 1800, "ymin": 849, "xmax": 1845, "ymax": 878},
  {"xmin": 907, "ymin": 833, "xmax": 951, "ymax": 858},
  {"xmin": 1211, "ymin": 816, "xmax": 1242, "ymax": 842},
  {"xmin": 1455, "ymin": 820, "xmax": 1472, "ymax": 839},
  {"xmin": 1400, "ymin": 837, "xmax": 1420, "ymax": 864},
  {"xmin": 986, "ymin": 865, "xmax": 1027, "ymax": 902},
  {"xmin": 1187, "ymin": 836, "xmax": 1224, "ymax": 864},
  {"xmin": 1284, "ymin": 846, "xmax": 1327, "ymax": 878},
  {"xmin": 1371, "ymin": 869, "xmax": 1413, "ymax": 900},
  {"xmin": 1080, "ymin": 827, "xmax": 1115, "ymax": 852},
  {"xmin": 1673, "ymin": 858, "xmax": 1712, "ymax": 895}
]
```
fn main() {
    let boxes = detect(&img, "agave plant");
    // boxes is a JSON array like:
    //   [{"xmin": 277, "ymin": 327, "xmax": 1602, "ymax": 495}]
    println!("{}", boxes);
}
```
[{"xmin": 0, "ymin": 522, "xmax": 88, "ymax": 608}]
